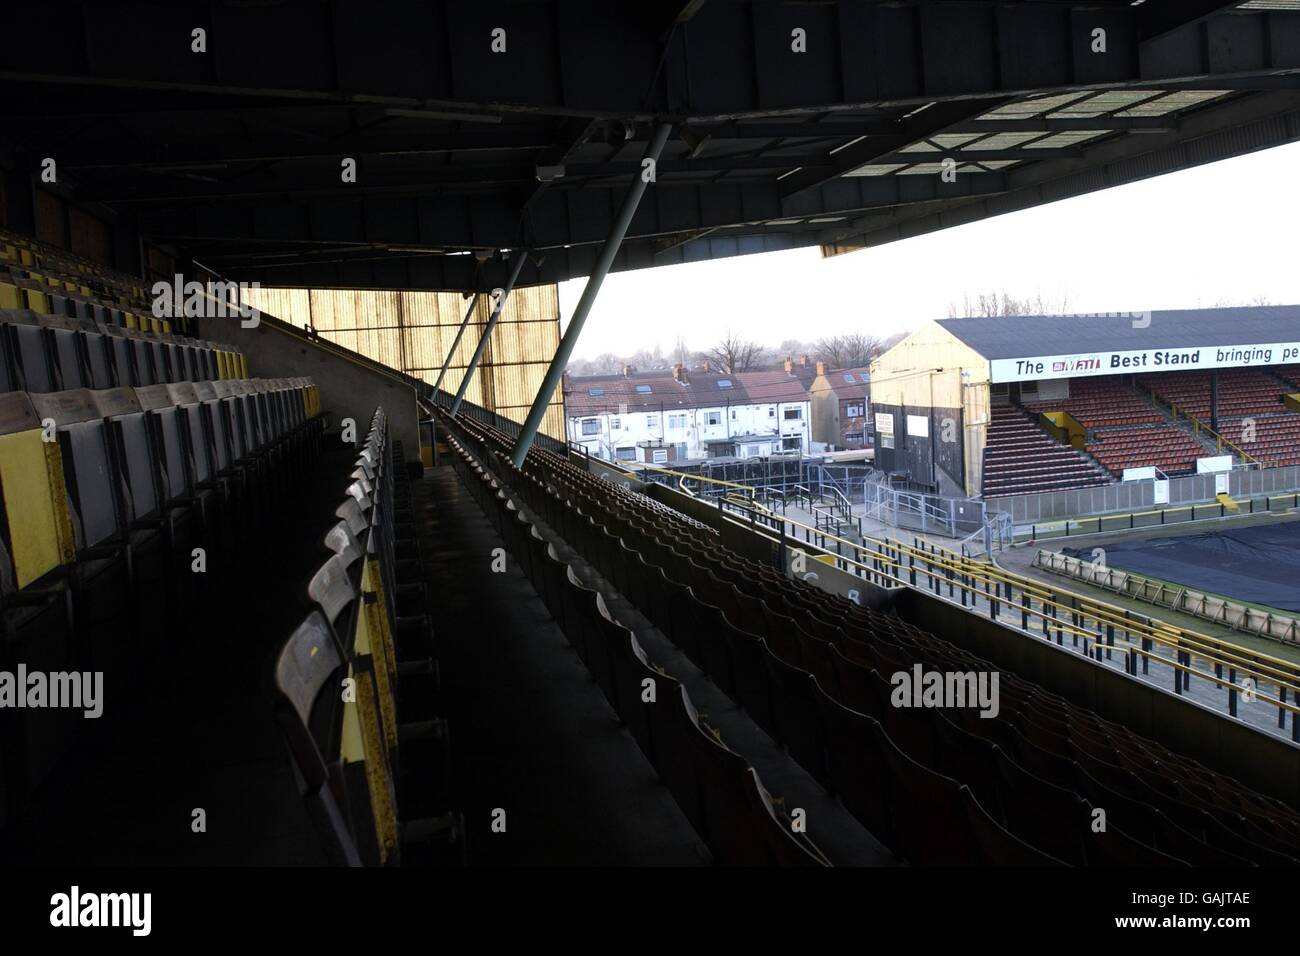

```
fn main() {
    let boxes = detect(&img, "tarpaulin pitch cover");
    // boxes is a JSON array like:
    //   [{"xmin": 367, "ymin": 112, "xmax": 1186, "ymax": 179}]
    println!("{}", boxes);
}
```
[{"xmin": 1063, "ymin": 522, "xmax": 1300, "ymax": 613}]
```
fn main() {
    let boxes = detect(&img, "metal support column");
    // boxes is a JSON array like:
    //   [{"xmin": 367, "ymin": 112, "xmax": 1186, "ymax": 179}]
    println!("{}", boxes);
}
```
[
  {"xmin": 510, "ymin": 122, "xmax": 673, "ymax": 469},
  {"xmin": 1210, "ymin": 369, "xmax": 1219, "ymax": 434},
  {"xmin": 450, "ymin": 252, "xmax": 528, "ymax": 417},
  {"xmin": 432, "ymin": 292, "xmax": 480, "ymax": 404}
]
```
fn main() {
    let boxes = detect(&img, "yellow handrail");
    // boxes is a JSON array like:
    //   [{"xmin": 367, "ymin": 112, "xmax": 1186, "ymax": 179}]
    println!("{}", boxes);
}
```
[
  {"xmin": 1140, "ymin": 383, "xmax": 1258, "ymax": 464},
  {"xmin": 719, "ymin": 500, "xmax": 1300, "ymax": 704},
  {"xmin": 605, "ymin": 459, "xmax": 756, "ymax": 495}
]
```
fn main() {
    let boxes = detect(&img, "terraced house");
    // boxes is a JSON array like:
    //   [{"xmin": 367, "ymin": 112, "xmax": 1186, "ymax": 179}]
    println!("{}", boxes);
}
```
[{"xmin": 564, "ymin": 363, "xmax": 814, "ymax": 462}]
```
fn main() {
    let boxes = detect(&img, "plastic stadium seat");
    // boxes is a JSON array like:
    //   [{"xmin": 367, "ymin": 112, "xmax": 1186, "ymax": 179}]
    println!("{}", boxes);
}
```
[
  {"xmin": 744, "ymin": 768, "xmax": 831, "ymax": 866},
  {"xmin": 760, "ymin": 650, "xmax": 829, "ymax": 784},
  {"xmin": 31, "ymin": 390, "xmax": 125, "ymax": 552},
  {"xmin": 46, "ymin": 327, "xmax": 87, "ymax": 390},
  {"xmin": 993, "ymin": 747, "xmax": 1089, "ymax": 864},
  {"xmin": 0, "ymin": 391, "xmax": 77, "ymax": 591},
  {"xmin": 676, "ymin": 687, "xmax": 772, "ymax": 865},
  {"xmin": 83, "ymin": 331, "xmax": 115, "ymax": 389},
  {"xmin": 877, "ymin": 718, "xmax": 984, "ymax": 864},
  {"xmin": 3, "ymin": 319, "xmax": 55, "ymax": 392},
  {"xmin": 273, "ymin": 611, "xmax": 365, "ymax": 866},
  {"xmin": 960, "ymin": 787, "xmax": 1064, "ymax": 865},
  {"xmin": 813, "ymin": 682, "xmax": 895, "ymax": 850}
]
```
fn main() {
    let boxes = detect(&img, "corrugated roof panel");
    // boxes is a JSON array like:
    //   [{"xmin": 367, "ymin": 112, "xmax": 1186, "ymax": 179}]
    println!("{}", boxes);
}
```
[
  {"xmin": 244, "ymin": 284, "xmax": 564, "ymax": 440},
  {"xmin": 935, "ymin": 306, "xmax": 1300, "ymax": 360}
]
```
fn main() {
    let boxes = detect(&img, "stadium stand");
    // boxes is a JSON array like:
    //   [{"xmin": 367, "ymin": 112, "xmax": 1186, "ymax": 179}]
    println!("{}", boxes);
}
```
[
  {"xmin": 1139, "ymin": 370, "xmax": 1300, "ymax": 468},
  {"xmin": 275, "ymin": 408, "xmax": 458, "ymax": 866},
  {"xmin": 0, "ymin": 230, "xmax": 325, "ymax": 833},
  {"xmin": 1022, "ymin": 376, "xmax": 1209, "ymax": 479},
  {"xmin": 876, "ymin": 313, "xmax": 1300, "ymax": 499},
  {"xmin": 1026, "ymin": 377, "xmax": 1167, "ymax": 430},
  {"xmin": 1084, "ymin": 425, "xmax": 1210, "ymax": 479},
  {"xmin": 982, "ymin": 405, "xmax": 1111, "ymax": 498},
  {"xmin": 5, "ymin": 1, "xmax": 1300, "ymax": 880},
  {"xmin": 445, "ymin": 427, "xmax": 831, "ymax": 866},
  {"xmin": 436, "ymin": 407, "xmax": 1300, "ymax": 866}
]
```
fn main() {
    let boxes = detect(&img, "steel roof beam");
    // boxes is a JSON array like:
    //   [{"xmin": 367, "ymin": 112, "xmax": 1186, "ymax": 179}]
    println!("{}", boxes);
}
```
[{"xmin": 1, "ymin": 4, "xmax": 1294, "ymax": 119}]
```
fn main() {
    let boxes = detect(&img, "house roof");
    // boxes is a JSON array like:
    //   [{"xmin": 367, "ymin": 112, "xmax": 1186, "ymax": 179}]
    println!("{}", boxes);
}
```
[
  {"xmin": 812, "ymin": 366, "xmax": 872, "ymax": 399},
  {"xmin": 565, "ymin": 367, "xmax": 812, "ymax": 415},
  {"xmin": 934, "ymin": 307, "xmax": 1300, "ymax": 361}
]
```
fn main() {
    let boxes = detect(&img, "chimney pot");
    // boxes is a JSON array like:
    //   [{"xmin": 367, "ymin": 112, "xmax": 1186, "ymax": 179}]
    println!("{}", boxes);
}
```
[
  {"xmin": 816, "ymin": 360, "xmax": 826, "ymax": 376},
  {"xmin": 799, "ymin": 354, "xmax": 809, "ymax": 366},
  {"xmin": 783, "ymin": 357, "xmax": 793, "ymax": 373}
]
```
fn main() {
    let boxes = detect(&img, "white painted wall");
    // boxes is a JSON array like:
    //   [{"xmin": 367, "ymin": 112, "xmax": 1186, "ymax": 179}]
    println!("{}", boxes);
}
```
[{"xmin": 567, "ymin": 399, "xmax": 811, "ymax": 461}]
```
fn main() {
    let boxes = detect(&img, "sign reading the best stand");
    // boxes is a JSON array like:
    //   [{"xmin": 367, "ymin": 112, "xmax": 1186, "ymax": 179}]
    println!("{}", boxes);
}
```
[{"xmin": 990, "ymin": 343, "xmax": 1300, "ymax": 384}]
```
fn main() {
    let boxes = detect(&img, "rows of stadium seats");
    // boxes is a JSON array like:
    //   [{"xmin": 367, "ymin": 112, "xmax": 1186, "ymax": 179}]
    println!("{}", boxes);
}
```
[
  {"xmin": 1140, "ymin": 370, "xmax": 1300, "ymax": 468},
  {"xmin": 1, "ymin": 229, "xmax": 155, "ymax": 320},
  {"xmin": 1140, "ymin": 369, "xmax": 1292, "ymax": 420},
  {"xmin": 2, "ymin": 309, "xmax": 245, "ymax": 393},
  {"xmin": 1024, "ymin": 377, "xmax": 1165, "ymax": 429},
  {"xmin": 446, "ymin": 430, "xmax": 830, "ymax": 866},
  {"xmin": 1, "ymin": 229, "xmax": 246, "ymax": 395},
  {"xmin": 274, "ymin": 409, "xmax": 458, "ymax": 866},
  {"xmin": 1085, "ymin": 424, "xmax": 1208, "ymax": 478},
  {"xmin": 981, "ymin": 405, "xmax": 1111, "ymax": 498},
  {"xmin": 1277, "ymin": 365, "xmax": 1300, "ymax": 389},
  {"xmin": 0, "ymin": 376, "xmax": 325, "ymax": 826},
  {"xmin": 1019, "ymin": 377, "xmax": 1213, "ymax": 479},
  {"xmin": 443, "ymin": 411, "xmax": 1300, "ymax": 865}
]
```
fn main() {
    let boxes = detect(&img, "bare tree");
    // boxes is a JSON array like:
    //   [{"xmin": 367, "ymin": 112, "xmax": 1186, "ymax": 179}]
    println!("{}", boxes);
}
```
[
  {"xmin": 812, "ymin": 336, "xmax": 845, "ymax": 368},
  {"xmin": 1210, "ymin": 295, "xmax": 1271, "ymax": 307},
  {"xmin": 841, "ymin": 333, "xmax": 885, "ymax": 367},
  {"xmin": 706, "ymin": 331, "xmax": 767, "ymax": 374},
  {"xmin": 778, "ymin": 338, "xmax": 811, "ymax": 361},
  {"xmin": 813, "ymin": 334, "xmax": 882, "ymax": 369},
  {"xmin": 948, "ymin": 290, "xmax": 1071, "ymax": 318}
]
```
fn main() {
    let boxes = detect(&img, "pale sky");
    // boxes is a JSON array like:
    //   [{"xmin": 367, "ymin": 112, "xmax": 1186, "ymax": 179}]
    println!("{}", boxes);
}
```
[{"xmin": 558, "ymin": 140, "xmax": 1300, "ymax": 359}]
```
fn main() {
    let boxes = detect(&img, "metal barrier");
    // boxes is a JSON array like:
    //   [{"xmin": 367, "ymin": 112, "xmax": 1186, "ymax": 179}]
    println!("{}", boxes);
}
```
[
  {"xmin": 704, "ymin": 491, "xmax": 1300, "ymax": 739},
  {"xmin": 1020, "ymin": 492, "xmax": 1300, "ymax": 543}
]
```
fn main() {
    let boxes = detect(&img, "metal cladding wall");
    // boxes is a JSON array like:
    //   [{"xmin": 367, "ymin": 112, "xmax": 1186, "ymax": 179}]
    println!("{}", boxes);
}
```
[
  {"xmin": 871, "ymin": 322, "xmax": 990, "ymax": 496},
  {"xmin": 872, "ymin": 402, "xmax": 966, "ymax": 498},
  {"xmin": 245, "ymin": 285, "xmax": 566, "ymax": 441}
]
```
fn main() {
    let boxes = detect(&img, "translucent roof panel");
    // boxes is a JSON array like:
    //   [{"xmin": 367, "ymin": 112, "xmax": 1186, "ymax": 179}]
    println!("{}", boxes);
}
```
[
  {"xmin": 1047, "ymin": 90, "xmax": 1164, "ymax": 118},
  {"xmin": 896, "ymin": 162, "xmax": 991, "ymax": 175},
  {"xmin": 1024, "ymin": 130, "xmax": 1109, "ymax": 148},
  {"xmin": 844, "ymin": 163, "xmax": 907, "ymax": 177},
  {"xmin": 1116, "ymin": 90, "xmax": 1233, "ymax": 116},
  {"xmin": 962, "ymin": 132, "xmax": 1048, "ymax": 150},
  {"xmin": 976, "ymin": 92, "xmax": 1092, "ymax": 118}
]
